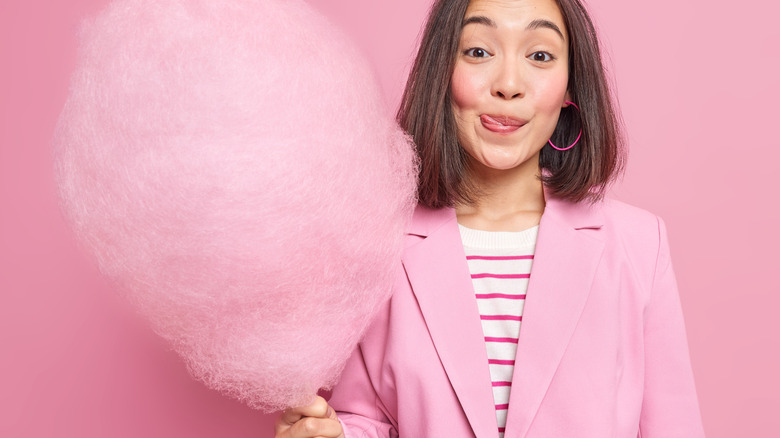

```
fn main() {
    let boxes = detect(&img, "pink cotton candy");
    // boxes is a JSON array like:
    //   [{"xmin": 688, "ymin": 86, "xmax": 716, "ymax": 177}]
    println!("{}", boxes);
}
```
[{"xmin": 53, "ymin": 0, "xmax": 417, "ymax": 412}]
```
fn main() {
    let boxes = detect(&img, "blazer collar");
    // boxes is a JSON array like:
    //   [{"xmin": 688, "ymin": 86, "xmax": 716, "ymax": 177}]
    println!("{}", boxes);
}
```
[
  {"xmin": 403, "ymin": 191, "xmax": 605, "ymax": 438},
  {"xmin": 403, "ymin": 206, "xmax": 497, "ymax": 436},
  {"xmin": 407, "ymin": 188, "xmax": 605, "ymax": 239},
  {"xmin": 504, "ymin": 193, "xmax": 606, "ymax": 438}
]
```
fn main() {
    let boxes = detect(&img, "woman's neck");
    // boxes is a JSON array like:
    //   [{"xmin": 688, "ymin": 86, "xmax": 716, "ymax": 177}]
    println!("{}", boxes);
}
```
[{"xmin": 455, "ymin": 155, "xmax": 545, "ymax": 232}]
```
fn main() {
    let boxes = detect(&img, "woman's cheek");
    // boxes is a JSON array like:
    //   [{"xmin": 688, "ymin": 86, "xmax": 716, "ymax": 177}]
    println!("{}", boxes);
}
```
[
  {"xmin": 450, "ymin": 63, "xmax": 484, "ymax": 110},
  {"xmin": 535, "ymin": 71, "xmax": 569, "ymax": 112}
]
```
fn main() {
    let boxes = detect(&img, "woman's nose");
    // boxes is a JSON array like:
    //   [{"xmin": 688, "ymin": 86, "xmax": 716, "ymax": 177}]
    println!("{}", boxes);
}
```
[{"xmin": 491, "ymin": 57, "xmax": 524, "ymax": 99}]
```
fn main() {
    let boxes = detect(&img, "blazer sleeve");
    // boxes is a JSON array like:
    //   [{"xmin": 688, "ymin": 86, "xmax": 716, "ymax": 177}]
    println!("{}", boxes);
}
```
[
  {"xmin": 329, "ymin": 342, "xmax": 398, "ymax": 438},
  {"xmin": 638, "ymin": 218, "xmax": 705, "ymax": 437}
]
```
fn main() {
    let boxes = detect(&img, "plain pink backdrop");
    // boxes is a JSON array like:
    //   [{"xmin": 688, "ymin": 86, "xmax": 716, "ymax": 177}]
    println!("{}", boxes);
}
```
[{"xmin": 1, "ymin": 0, "xmax": 778, "ymax": 436}]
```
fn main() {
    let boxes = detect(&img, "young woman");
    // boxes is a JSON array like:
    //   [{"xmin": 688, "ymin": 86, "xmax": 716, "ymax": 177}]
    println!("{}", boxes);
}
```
[{"xmin": 275, "ymin": 0, "xmax": 704, "ymax": 436}]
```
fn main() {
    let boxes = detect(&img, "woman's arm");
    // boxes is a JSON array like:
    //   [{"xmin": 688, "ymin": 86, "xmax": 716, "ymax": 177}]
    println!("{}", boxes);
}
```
[
  {"xmin": 329, "ymin": 343, "xmax": 398, "ymax": 438},
  {"xmin": 638, "ymin": 218, "xmax": 706, "ymax": 437}
]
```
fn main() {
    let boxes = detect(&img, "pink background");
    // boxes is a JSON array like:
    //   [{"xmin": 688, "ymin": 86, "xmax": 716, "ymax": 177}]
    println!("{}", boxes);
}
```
[{"xmin": 1, "ymin": 0, "xmax": 778, "ymax": 436}]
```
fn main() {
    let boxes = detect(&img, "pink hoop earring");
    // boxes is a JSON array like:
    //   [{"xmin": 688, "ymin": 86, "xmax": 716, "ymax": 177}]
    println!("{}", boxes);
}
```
[{"xmin": 548, "ymin": 101, "xmax": 582, "ymax": 151}]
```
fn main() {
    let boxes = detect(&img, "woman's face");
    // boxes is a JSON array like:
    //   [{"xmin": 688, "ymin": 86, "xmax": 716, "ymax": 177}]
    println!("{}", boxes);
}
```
[{"xmin": 451, "ymin": 0, "xmax": 570, "ymax": 173}]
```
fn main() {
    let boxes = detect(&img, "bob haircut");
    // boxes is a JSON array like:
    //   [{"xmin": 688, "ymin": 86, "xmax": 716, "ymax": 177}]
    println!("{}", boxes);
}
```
[{"xmin": 398, "ymin": 0, "xmax": 626, "ymax": 208}]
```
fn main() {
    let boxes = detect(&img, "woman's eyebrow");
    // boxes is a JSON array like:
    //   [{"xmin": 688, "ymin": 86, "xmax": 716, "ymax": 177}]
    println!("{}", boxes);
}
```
[
  {"xmin": 526, "ymin": 18, "xmax": 565, "ymax": 40},
  {"xmin": 462, "ymin": 16, "xmax": 565, "ymax": 41},
  {"xmin": 462, "ymin": 15, "xmax": 496, "ymax": 28}
]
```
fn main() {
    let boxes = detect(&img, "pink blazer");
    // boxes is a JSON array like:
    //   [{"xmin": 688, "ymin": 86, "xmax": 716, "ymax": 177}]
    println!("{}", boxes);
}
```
[{"xmin": 328, "ymin": 194, "xmax": 705, "ymax": 437}]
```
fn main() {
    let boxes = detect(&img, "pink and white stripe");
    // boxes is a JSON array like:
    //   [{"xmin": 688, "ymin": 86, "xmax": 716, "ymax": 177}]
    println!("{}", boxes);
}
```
[{"xmin": 459, "ymin": 224, "xmax": 538, "ymax": 438}]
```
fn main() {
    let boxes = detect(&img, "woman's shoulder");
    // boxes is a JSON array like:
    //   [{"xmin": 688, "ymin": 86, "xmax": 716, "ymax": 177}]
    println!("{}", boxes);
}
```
[
  {"xmin": 599, "ymin": 198, "xmax": 664, "ymax": 230},
  {"xmin": 542, "ymin": 198, "xmax": 673, "ymax": 296},
  {"xmin": 544, "ymin": 193, "xmax": 666, "ymax": 234},
  {"xmin": 403, "ymin": 203, "xmax": 455, "ymax": 240},
  {"xmin": 542, "ymin": 194, "xmax": 670, "ymax": 263},
  {"xmin": 593, "ymin": 198, "xmax": 672, "ymax": 266}
]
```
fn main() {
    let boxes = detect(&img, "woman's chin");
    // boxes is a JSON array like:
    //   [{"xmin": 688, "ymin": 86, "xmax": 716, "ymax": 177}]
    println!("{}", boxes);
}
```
[{"xmin": 476, "ymin": 154, "xmax": 537, "ymax": 173}]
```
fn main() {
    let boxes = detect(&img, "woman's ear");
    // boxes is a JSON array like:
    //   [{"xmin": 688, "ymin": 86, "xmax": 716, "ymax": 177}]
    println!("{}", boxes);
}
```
[{"xmin": 563, "ymin": 90, "xmax": 572, "ymax": 107}]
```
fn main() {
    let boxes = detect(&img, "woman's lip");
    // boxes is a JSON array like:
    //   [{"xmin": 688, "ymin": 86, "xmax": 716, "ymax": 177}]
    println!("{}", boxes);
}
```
[{"xmin": 480, "ymin": 114, "xmax": 527, "ymax": 133}]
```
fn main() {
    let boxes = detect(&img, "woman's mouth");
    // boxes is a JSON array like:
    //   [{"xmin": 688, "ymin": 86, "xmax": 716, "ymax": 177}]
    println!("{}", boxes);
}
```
[{"xmin": 480, "ymin": 114, "xmax": 527, "ymax": 134}]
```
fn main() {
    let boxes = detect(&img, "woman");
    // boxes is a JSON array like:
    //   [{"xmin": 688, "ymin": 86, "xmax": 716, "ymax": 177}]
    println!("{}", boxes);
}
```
[{"xmin": 275, "ymin": 0, "xmax": 705, "ymax": 436}]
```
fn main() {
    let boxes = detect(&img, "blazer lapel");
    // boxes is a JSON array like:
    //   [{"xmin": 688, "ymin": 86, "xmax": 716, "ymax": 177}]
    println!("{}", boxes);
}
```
[
  {"xmin": 503, "ymin": 195, "xmax": 606, "ymax": 438},
  {"xmin": 403, "ymin": 207, "xmax": 498, "ymax": 438}
]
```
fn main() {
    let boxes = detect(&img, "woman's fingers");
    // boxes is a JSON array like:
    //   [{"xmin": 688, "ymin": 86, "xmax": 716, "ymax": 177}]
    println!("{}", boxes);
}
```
[
  {"xmin": 279, "ymin": 396, "xmax": 331, "ymax": 425},
  {"xmin": 289, "ymin": 416, "xmax": 343, "ymax": 438},
  {"xmin": 274, "ymin": 396, "xmax": 343, "ymax": 438}
]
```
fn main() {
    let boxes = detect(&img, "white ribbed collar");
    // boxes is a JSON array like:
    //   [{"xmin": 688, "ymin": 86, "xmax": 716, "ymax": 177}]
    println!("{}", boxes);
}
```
[{"xmin": 458, "ymin": 224, "xmax": 539, "ymax": 250}]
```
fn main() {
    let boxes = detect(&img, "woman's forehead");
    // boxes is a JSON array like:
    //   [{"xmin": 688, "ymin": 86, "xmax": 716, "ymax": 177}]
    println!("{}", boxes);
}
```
[{"xmin": 464, "ymin": 0, "xmax": 566, "ymax": 30}]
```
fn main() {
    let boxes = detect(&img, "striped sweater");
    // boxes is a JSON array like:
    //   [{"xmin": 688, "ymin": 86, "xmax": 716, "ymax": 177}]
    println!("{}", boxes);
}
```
[{"xmin": 459, "ymin": 224, "xmax": 538, "ymax": 438}]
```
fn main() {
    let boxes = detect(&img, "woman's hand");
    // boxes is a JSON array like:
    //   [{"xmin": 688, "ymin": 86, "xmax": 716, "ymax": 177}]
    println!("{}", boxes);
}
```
[{"xmin": 274, "ymin": 396, "xmax": 345, "ymax": 438}]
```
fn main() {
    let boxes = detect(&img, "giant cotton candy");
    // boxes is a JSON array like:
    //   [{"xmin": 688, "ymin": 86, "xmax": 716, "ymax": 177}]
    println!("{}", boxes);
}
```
[{"xmin": 53, "ymin": 0, "xmax": 417, "ymax": 412}]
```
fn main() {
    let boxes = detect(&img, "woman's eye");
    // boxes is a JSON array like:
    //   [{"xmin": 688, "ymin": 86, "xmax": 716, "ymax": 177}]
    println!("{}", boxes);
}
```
[
  {"xmin": 530, "ymin": 51, "xmax": 554, "ymax": 62},
  {"xmin": 464, "ymin": 47, "xmax": 490, "ymax": 58}
]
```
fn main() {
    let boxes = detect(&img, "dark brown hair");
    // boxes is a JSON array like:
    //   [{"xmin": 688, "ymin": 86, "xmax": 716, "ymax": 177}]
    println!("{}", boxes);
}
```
[{"xmin": 397, "ymin": 0, "xmax": 626, "ymax": 208}]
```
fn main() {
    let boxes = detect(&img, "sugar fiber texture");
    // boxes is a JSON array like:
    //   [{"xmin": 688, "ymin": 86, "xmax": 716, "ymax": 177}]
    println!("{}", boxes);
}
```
[{"xmin": 53, "ymin": 0, "xmax": 417, "ymax": 412}]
